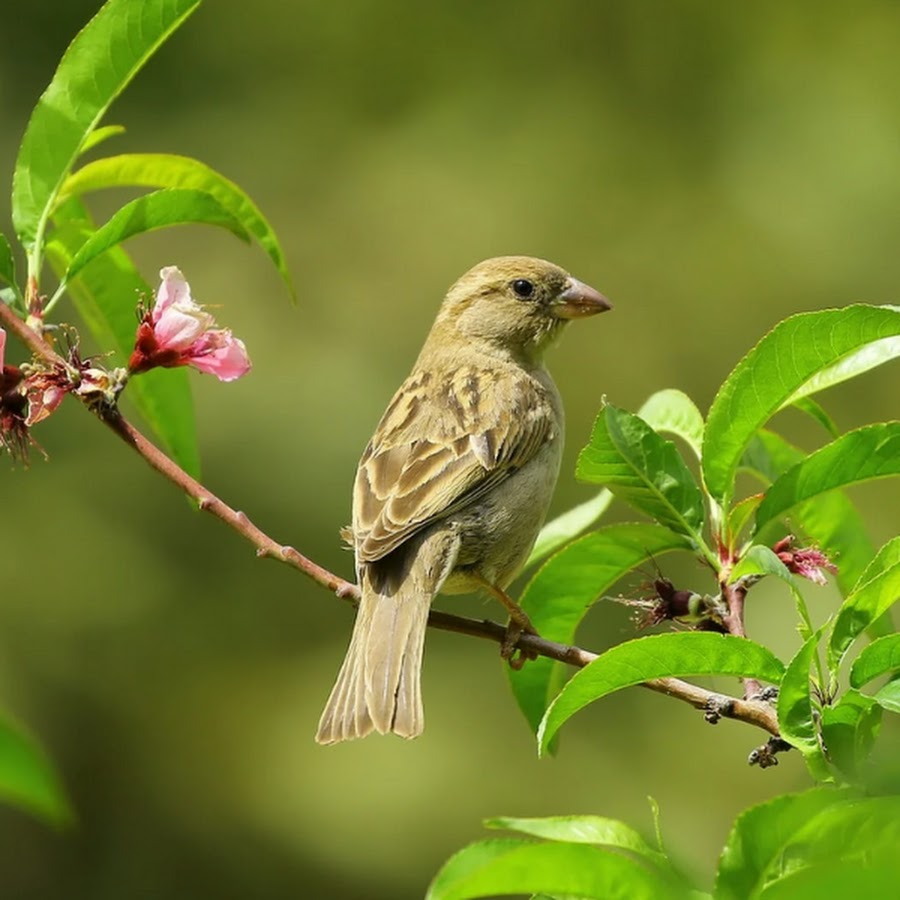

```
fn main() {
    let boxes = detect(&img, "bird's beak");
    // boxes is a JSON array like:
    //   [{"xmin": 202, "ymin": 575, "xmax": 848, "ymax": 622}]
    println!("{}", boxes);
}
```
[{"xmin": 551, "ymin": 278, "xmax": 613, "ymax": 319}]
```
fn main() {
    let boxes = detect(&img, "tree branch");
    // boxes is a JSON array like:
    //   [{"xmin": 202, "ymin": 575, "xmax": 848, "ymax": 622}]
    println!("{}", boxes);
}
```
[{"xmin": 0, "ymin": 301, "xmax": 781, "ymax": 744}]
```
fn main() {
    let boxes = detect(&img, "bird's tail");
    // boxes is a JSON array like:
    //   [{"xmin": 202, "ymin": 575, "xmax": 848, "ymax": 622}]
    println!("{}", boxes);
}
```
[{"xmin": 315, "ymin": 572, "xmax": 430, "ymax": 744}]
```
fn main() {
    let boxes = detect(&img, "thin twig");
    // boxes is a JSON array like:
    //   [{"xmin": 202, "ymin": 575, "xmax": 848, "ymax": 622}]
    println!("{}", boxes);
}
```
[
  {"xmin": 721, "ymin": 578, "xmax": 763, "ymax": 699},
  {"xmin": 0, "ymin": 302, "xmax": 781, "ymax": 742}
]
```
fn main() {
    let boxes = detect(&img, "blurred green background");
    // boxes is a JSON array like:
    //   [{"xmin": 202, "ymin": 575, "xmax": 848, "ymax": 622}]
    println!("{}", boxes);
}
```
[{"xmin": 1, "ymin": 1, "xmax": 899, "ymax": 897}]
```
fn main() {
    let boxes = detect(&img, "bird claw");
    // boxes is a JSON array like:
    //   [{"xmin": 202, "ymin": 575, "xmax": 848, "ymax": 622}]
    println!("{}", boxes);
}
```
[{"xmin": 500, "ymin": 620, "xmax": 538, "ymax": 669}]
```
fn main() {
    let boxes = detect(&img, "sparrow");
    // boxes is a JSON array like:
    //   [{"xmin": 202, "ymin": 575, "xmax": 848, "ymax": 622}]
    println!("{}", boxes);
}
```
[{"xmin": 316, "ymin": 256, "xmax": 611, "ymax": 743}]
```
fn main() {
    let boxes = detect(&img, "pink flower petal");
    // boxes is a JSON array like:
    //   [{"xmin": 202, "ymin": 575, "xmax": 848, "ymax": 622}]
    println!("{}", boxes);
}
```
[
  {"xmin": 153, "ymin": 303, "xmax": 213, "ymax": 351},
  {"xmin": 153, "ymin": 266, "xmax": 192, "ymax": 317},
  {"xmin": 188, "ymin": 330, "xmax": 251, "ymax": 382}
]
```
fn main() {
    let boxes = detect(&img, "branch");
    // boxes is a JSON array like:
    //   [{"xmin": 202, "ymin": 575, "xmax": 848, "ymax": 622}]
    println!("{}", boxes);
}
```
[
  {"xmin": 722, "ymin": 577, "xmax": 763, "ymax": 700},
  {"xmin": 1, "ymin": 302, "xmax": 781, "ymax": 744}
]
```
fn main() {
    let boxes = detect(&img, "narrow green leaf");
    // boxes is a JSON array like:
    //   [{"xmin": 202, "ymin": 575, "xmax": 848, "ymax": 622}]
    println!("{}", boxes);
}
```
[
  {"xmin": 755, "ymin": 423, "xmax": 900, "ymax": 533},
  {"xmin": 526, "ymin": 491, "xmax": 612, "ymax": 568},
  {"xmin": 0, "ymin": 712, "xmax": 73, "ymax": 828},
  {"xmin": 426, "ymin": 838, "xmax": 689, "ymax": 900},
  {"xmin": 828, "ymin": 537, "xmax": 900, "ymax": 671},
  {"xmin": 64, "ymin": 153, "xmax": 294, "ymax": 298},
  {"xmin": 61, "ymin": 189, "xmax": 249, "ymax": 287},
  {"xmin": 577, "ymin": 405, "xmax": 705, "ymax": 542},
  {"xmin": 511, "ymin": 525, "xmax": 693, "ymax": 734},
  {"xmin": 46, "ymin": 206, "xmax": 200, "ymax": 477},
  {"xmin": 537, "ymin": 634, "xmax": 784, "ymax": 755},
  {"xmin": 849, "ymin": 634, "xmax": 900, "ymax": 688},
  {"xmin": 703, "ymin": 305, "xmax": 900, "ymax": 503},
  {"xmin": 777, "ymin": 629, "xmax": 829, "ymax": 778},
  {"xmin": 727, "ymin": 494, "xmax": 762, "ymax": 544},
  {"xmin": 872, "ymin": 679, "xmax": 900, "ymax": 713},
  {"xmin": 0, "ymin": 234, "xmax": 17, "ymax": 292},
  {"xmin": 715, "ymin": 786, "xmax": 857, "ymax": 900},
  {"xmin": 791, "ymin": 397, "xmax": 840, "ymax": 438},
  {"xmin": 820, "ymin": 690, "xmax": 882, "ymax": 779},
  {"xmin": 637, "ymin": 389, "xmax": 705, "ymax": 459},
  {"xmin": 12, "ymin": 0, "xmax": 201, "ymax": 252},
  {"xmin": 78, "ymin": 124, "xmax": 126, "ymax": 155}
]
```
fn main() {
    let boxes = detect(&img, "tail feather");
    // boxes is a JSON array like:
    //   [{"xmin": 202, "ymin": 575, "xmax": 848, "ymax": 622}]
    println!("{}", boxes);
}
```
[{"xmin": 315, "ymin": 578, "xmax": 429, "ymax": 744}]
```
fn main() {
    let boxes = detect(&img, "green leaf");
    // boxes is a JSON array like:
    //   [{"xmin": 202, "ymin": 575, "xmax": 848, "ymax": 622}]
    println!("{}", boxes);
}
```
[
  {"xmin": 0, "ymin": 233, "xmax": 18, "ymax": 293},
  {"xmin": 46, "ymin": 206, "xmax": 200, "ymax": 477},
  {"xmin": 78, "ymin": 124, "xmax": 126, "ymax": 155},
  {"xmin": 426, "ymin": 838, "xmax": 690, "ymax": 900},
  {"xmin": 12, "ymin": 0, "xmax": 201, "ymax": 255},
  {"xmin": 758, "ymin": 795, "xmax": 900, "ymax": 893},
  {"xmin": 777, "ymin": 629, "xmax": 829, "ymax": 778},
  {"xmin": 728, "ymin": 545, "xmax": 813, "ymax": 635},
  {"xmin": 636, "ymin": 389, "xmax": 705, "ymax": 459},
  {"xmin": 0, "ymin": 711, "xmax": 73, "ymax": 827},
  {"xmin": 577, "ymin": 405, "xmax": 705, "ymax": 543},
  {"xmin": 727, "ymin": 494, "xmax": 763, "ymax": 545},
  {"xmin": 757, "ymin": 859, "xmax": 900, "ymax": 900},
  {"xmin": 486, "ymin": 815, "xmax": 664, "ymax": 860},
  {"xmin": 526, "ymin": 490, "xmax": 612, "ymax": 568},
  {"xmin": 703, "ymin": 305, "xmax": 900, "ymax": 503},
  {"xmin": 485, "ymin": 816, "xmax": 695, "ymax": 896},
  {"xmin": 790, "ymin": 397, "xmax": 840, "ymax": 438},
  {"xmin": 537, "ymin": 633, "xmax": 784, "ymax": 755},
  {"xmin": 820, "ymin": 690, "xmax": 881, "ymax": 779},
  {"xmin": 755, "ymin": 423, "xmax": 900, "ymax": 533},
  {"xmin": 63, "ymin": 153, "xmax": 294, "ymax": 298},
  {"xmin": 729, "ymin": 545, "xmax": 794, "ymax": 585},
  {"xmin": 511, "ymin": 525, "xmax": 693, "ymax": 734},
  {"xmin": 849, "ymin": 634, "xmax": 900, "ymax": 688},
  {"xmin": 60, "ymin": 188, "xmax": 249, "ymax": 288},
  {"xmin": 715, "ymin": 786, "xmax": 857, "ymax": 900},
  {"xmin": 872, "ymin": 679, "xmax": 900, "ymax": 713},
  {"xmin": 828, "ymin": 537, "xmax": 900, "ymax": 671},
  {"xmin": 743, "ymin": 430, "xmax": 877, "ymax": 599}
]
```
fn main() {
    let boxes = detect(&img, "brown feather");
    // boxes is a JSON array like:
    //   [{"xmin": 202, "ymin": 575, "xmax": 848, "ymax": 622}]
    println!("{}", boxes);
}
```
[{"xmin": 352, "ymin": 365, "xmax": 556, "ymax": 563}]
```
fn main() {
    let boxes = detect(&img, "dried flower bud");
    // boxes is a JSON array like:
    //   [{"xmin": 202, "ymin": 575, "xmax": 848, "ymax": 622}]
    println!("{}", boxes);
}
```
[{"xmin": 774, "ymin": 535, "xmax": 838, "ymax": 585}]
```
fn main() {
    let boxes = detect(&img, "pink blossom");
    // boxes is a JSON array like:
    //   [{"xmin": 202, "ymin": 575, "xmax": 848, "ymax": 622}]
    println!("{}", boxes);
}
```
[{"xmin": 129, "ymin": 267, "xmax": 251, "ymax": 382}]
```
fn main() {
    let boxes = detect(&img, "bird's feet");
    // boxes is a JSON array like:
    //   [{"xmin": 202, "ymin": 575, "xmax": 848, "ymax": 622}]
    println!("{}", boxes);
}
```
[
  {"xmin": 500, "ymin": 617, "xmax": 539, "ymax": 670},
  {"xmin": 468, "ymin": 572, "xmax": 541, "ymax": 670}
]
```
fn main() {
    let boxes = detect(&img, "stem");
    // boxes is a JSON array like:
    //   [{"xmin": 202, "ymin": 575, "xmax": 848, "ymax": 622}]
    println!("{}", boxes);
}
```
[
  {"xmin": 722, "ymin": 578, "xmax": 763, "ymax": 699},
  {"xmin": 43, "ymin": 281, "xmax": 67, "ymax": 317},
  {"xmin": 0, "ymin": 301, "xmax": 781, "ymax": 743}
]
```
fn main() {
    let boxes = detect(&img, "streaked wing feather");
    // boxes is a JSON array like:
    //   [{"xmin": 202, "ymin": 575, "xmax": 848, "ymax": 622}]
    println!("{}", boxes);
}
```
[{"xmin": 353, "ymin": 365, "xmax": 554, "ymax": 563}]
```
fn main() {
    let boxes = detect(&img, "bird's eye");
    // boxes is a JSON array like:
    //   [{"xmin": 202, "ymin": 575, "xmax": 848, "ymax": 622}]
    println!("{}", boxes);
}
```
[{"xmin": 511, "ymin": 279, "xmax": 535, "ymax": 299}]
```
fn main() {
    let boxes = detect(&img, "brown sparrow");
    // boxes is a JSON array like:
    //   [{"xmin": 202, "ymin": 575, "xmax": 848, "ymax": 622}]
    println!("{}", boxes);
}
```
[{"xmin": 316, "ymin": 256, "xmax": 610, "ymax": 743}]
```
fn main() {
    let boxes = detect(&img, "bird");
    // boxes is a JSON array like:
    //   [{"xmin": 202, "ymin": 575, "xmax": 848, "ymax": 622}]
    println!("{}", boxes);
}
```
[{"xmin": 316, "ymin": 256, "xmax": 611, "ymax": 744}]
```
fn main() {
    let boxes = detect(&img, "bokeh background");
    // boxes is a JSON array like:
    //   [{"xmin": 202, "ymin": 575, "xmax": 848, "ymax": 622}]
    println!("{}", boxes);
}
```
[{"xmin": 1, "ymin": 1, "xmax": 898, "ymax": 897}]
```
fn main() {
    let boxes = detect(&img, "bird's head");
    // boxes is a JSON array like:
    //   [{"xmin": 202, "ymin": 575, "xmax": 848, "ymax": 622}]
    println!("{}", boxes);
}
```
[{"xmin": 432, "ymin": 256, "xmax": 611, "ymax": 363}]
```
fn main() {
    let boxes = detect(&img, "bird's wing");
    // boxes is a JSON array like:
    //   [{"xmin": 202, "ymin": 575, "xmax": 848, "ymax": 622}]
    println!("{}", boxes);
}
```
[{"xmin": 352, "ymin": 364, "xmax": 557, "ymax": 563}]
